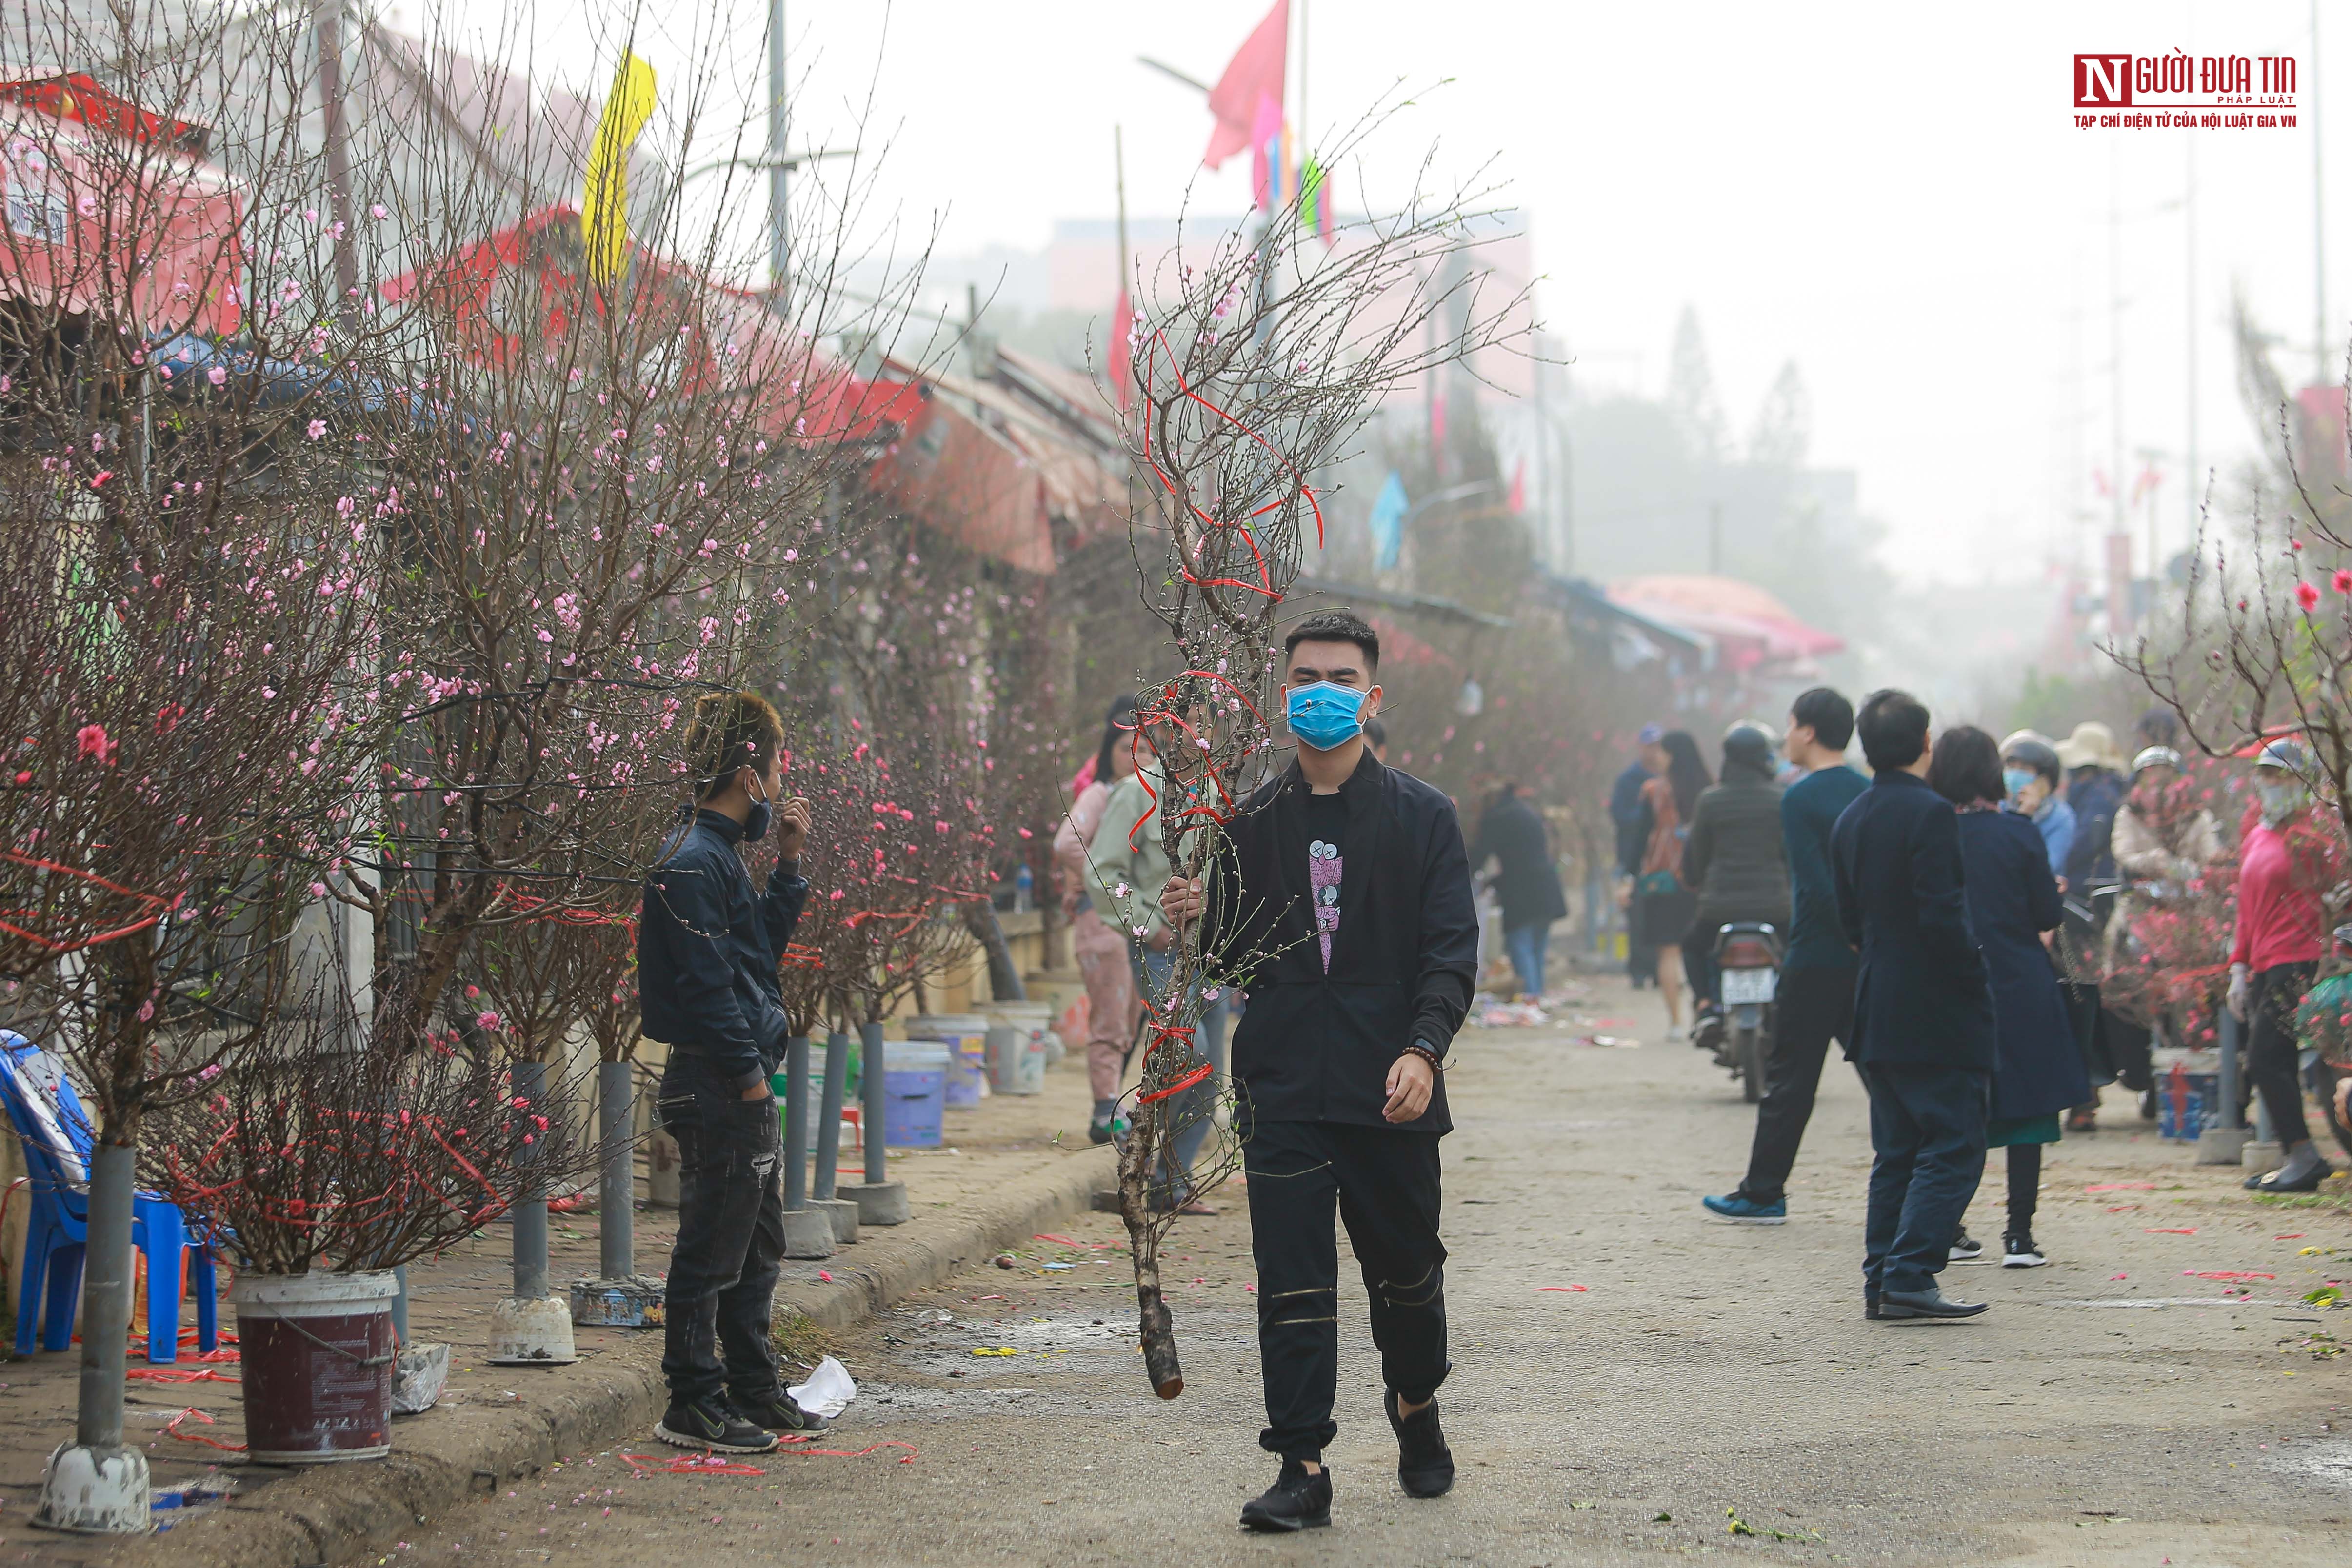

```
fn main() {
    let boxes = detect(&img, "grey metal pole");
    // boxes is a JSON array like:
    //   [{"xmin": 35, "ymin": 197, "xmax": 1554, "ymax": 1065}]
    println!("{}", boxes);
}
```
[
  {"xmin": 391, "ymin": 1264, "xmax": 410, "ymax": 1344},
  {"xmin": 598, "ymin": 1058, "xmax": 635, "ymax": 1280},
  {"xmin": 814, "ymin": 1028, "xmax": 850, "ymax": 1200},
  {"xmin": 859, "ymin": 1019, "xmax": 887, "ymax": 1185},
  {"xmin": 512, "ymin": 1058, "xmax": 549, "ymax": 1300},
  {"xmin": 767, "ymin": 0, "xmax": 789, "ymax": 308},
  {"xmin": 2215, "ymin": 1007, "xmax": 2243, "ymax": 1134},
  {"xmin": 77, "ymin": 1142, "xmax": 136, "ymax": 1448},
  {"xmin": 783, "ymin": 1034, "xmax": 810, "ymax": 1210}
]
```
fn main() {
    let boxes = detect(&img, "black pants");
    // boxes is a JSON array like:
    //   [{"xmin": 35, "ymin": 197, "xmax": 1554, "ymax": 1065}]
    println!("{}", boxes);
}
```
[
  {"xmin": 658, "ymin": 1054, "xmax": 786, "ymax": 1408},
  {"xmin": 2248, "ymin": 960, "xmax": 2317, "ymax": 1149},
  {"xmin": 1681, "ymin": 931, "xmax": 1720, "ymax": 1009},
  {"xmin": 2062, "ymin": 980, "xmax": 2114, "ymax": 1090},
  {"xmin": 2005, "ymin": 1142, "xmax": 2042, "ymax": 1233},
  {"xmin": 2100, "ymin": 1008, "xmax": 2154, "ymax": 1092},
  {"xmin": 1736, "ymin": 964, "xmax": 1857, "ymax": 1205},
  {"xmin": 1244, "ymin": 1120, "xmax": 1449, "ymax": 1461},
  {"xmin": 1860, "ymin": 1064, "xmax": 1989, "ymax": 1297}
]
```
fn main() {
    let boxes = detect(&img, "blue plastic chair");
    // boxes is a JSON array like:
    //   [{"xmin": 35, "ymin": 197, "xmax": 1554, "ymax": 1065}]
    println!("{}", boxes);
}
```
[{"xmin": 0, "ymin": 1034, "xmax": 217, "ymax": 1363}]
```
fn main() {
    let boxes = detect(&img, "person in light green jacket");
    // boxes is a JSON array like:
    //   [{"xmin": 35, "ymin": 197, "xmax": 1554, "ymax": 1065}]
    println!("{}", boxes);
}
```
[{"xmin": 1084, "ymin": 756, "xmax": 1231, "ymax": 1213}]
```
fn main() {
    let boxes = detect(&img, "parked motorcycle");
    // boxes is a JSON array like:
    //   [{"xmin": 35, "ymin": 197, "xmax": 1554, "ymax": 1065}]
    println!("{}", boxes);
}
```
[{"xmin": 1713, "ymin": 921, "xmax": 1784, "ymax": 1103}]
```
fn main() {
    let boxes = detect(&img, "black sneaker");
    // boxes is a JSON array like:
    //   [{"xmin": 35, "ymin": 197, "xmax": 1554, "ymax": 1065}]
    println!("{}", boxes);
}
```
[
  {"xmin": 1239, "ymin": 1459, "xmax": 1332, "ymax": 1532},
  {"xmin": 1384, "ymin": 1389, "xmax": 1455, "ymax": 1497},
  {"xmin": 732, "ymin": 1387, "xmax": 829, "ymax": 1433},
  {"xmin": 654, "ymin": 1395, "xmax": 779, "ymax": 1453},
  {"xmin": 2002, "ymin": 1231, "xmax": 2048, "ymax": 1268},
  {"xmin": 1947, "ymin": 1228, "xmax": 1985, "ymax": 1264}
]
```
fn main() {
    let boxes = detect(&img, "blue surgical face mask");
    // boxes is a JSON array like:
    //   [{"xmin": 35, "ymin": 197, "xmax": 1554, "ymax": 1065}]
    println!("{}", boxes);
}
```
[
  {"xmin": 2002, "ymin": 767, "xmax": 2035, "ymax": 803},
  {"xmin": 1286, "ymin": 681, "xmax": 1368, "ymax": 752},
  {"xmin": 741, "ymin": 769, "xmax": 773, "ymax": 841}
]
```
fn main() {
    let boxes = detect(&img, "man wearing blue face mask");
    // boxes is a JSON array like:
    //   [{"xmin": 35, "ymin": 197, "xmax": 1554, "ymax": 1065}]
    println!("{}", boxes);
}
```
[
  {"xmin": 1160, "ymin": 608, "xmax": 1478, "ymax": 1533},
  {"xmin": 638, "ymin": 691, "xmax": 825, "ymax": 1452}
]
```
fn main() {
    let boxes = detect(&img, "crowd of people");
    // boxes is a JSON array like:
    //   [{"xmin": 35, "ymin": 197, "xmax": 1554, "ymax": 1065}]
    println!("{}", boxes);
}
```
[{"xmin": 1606, "ymin": 687, "xmax": 2352, "ymax": 1317}]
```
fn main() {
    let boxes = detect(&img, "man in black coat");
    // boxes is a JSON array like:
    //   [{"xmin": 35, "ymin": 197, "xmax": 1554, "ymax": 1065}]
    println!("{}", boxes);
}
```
[
  {"xmin": 1831, "ymin": 689, "xmax": 1996, "ymax": 1322},
  {"xmin": 1469, "ymin": 778, "xmax": 1569, "ymax": 998},
  {"xmin": 638, "ymin": 691, "xmax": 827, "ymax": 1451},
  {"xmin": 1160, "ymin": 608, "xmax": 1477, "ymax": 1532}
]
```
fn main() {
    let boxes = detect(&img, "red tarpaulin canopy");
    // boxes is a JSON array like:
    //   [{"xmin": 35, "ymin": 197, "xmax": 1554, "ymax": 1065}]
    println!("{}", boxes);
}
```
[
  {"xmin": 1608, "ymin": 574, "xmax": 1845, "ymax": 674},
  {"xmin": 0, "ymin": 73, "xmax": 242, "ymax": 336}
]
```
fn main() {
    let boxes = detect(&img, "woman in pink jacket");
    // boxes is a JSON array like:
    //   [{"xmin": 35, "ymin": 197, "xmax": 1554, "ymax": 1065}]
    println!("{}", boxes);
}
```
[
  {"xmin": 2228, "ymin": 740, "xmax": 2344, "ymax": 1194},
  {"xmin": 1055, "ymin": 698, "xmax": 1146, "ymax": 1144}
]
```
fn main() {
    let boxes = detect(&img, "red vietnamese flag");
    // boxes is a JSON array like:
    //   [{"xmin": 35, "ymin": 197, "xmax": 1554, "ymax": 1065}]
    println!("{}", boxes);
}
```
[
  {"xmin": 1111, "ymin": 285, "xmax": 1134, "ymax": 413},
  {"xmin": 1203, "ymin": 0, "xmax": 1289, "ymax": 171},
  {"xmin": 1508, "ymin": 457, "xmax": 1527, "ymax": 513}
]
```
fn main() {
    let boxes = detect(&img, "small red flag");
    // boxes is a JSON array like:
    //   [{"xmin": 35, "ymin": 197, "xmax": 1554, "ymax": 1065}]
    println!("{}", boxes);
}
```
[
  {"xmin": 1204, "ymin": 0, "xmax": 1289, "ymax": 172},
  {"xmin": 1508, "ymin": 457, "xmax": 1526, "ymax": 513}
]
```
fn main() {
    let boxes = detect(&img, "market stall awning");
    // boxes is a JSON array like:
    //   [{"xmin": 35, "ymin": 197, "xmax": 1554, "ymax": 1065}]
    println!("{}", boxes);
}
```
[
  {"xmin": 1608, "ymin": 573, "xmax": 1844, "ymax": 673},
  {"xmin": 0, "ymin": 74, "xmax": 242, "ymax": 336},
  {"xmin": 865, "ymin": 381, "xmax": 1054, "ymax": 575}
]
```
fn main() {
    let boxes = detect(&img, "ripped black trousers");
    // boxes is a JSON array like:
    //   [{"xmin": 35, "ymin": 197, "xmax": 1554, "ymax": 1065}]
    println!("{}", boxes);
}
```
[
  {"xmin": 1242, "ymin": 1118, "xmax": 1451, "ymax": 1460},
  {"xmin": 658, "ymin": 1053, "xmax": 787, "ymax": 1409}
]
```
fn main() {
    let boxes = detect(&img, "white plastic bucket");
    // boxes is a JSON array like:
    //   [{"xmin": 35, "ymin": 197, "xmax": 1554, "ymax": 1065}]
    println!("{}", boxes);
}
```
[{"xmin": 232, "ymin": 1270, "xmax": 400, "ymax": 1463}]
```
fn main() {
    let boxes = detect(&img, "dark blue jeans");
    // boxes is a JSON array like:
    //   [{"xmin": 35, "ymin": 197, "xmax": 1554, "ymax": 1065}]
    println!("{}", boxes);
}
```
[
  {"xmin": 1860, "ymin": 1063, "xmax": 1990, "ymax": 1297},
  {"xmin": 658, "ymin": 1053, "xmax": 785, "ymax": 1408},
  {"xmin": 1503, "ymin": 921, "xmax": 1551, "ymax": 998}
]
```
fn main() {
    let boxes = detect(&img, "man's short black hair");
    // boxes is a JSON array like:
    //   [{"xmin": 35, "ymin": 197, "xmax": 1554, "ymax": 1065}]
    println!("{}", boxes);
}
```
[
  {"xmin": 1284, "ymin": 608, "xmax": 1380, "ymax": 673},
  {"xmin": 1789, "ymin": 686, "xmax": 1854, "ymax": 752},
  {"xmin": 1855, "ymin": 688, "xmax": 1931, "ymax": 772},
  {"xmin": 1364, "ymin": 716, "xmax": 1388, "ymax": 748}
]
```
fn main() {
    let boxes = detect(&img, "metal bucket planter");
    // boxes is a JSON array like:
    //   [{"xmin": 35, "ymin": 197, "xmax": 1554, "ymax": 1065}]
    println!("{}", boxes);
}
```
[{"xmin": 231, "ymin": 1270, "xmax": 399, "ymax": 1463}]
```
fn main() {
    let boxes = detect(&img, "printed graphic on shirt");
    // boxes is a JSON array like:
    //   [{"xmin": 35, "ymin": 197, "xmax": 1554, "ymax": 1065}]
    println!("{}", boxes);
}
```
[{"xmin": 1309, "ymin": 837, "xmax": 1341, "ymax": 969}]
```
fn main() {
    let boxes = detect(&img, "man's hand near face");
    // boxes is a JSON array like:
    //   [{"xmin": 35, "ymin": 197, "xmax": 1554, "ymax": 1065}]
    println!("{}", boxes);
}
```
[{"xmin": 774, "ymin": 796, "xmax": 811, "ymax": 861}]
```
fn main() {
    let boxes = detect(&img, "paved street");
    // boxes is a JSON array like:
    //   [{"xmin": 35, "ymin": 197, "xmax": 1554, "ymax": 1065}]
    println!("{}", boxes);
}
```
[{"xmin": 339, "ymin": 974, "xmax": 2351, "ymax": 1566}]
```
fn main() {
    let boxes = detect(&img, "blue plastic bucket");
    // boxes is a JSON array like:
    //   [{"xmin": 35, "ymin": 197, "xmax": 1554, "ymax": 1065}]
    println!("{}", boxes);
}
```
[
  {"xmin": 906, "ymin": 1015, "xmax": 989, "ymax": 1107},
  {"xmin": 2159, "ymin": 1068, "xmax": 2216, "ymax": 1141},
  {"xmin": 883, "ymin": 1043, "xmax": 950, "ymax": 1148}
]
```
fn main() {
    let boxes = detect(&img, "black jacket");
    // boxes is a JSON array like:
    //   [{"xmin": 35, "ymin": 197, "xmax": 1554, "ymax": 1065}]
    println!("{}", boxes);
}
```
[
  {"xmin": 1204, "ymin": 752, "xmax": 1478, "ymax": 1133},
  {"xmin": 1830, "ymin": 769, "xmax": 1995, "ymax": 1073},
  {"xmin": 1468, "ymin": 790, "xmax": 1569, "ymax": 929},
  {"xmin": 637, "ymin": 807, "xmax": 808, "ymax": 1092},
  {"xmin": 1681, "ymin": 763, "xmax": 1790, "ymax": 931}
]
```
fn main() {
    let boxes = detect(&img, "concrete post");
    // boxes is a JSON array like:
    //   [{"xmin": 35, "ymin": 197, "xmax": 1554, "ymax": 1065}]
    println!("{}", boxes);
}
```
[
  {"xmin": 779, "ymin": 1036, "xmax": 835, "ymax": 1258},
  {"xmin": 807, "ymin": 1028, "xmax": 858, "ymax": 1242},
  {"xmin": 33, "ymin": 1141, "xmax": 147, "ymax": 1532},
  {"xmin": 2198, "ymin": 1008, "xmax": 2249, "ymax": 1164},
  {"xmin": 489, "ymin": 1058, "xmax": 576, "ymax": 1363},
  {"xmin": 851, "ymin": 1019, "xmax": 907, "ymax": 1225}
]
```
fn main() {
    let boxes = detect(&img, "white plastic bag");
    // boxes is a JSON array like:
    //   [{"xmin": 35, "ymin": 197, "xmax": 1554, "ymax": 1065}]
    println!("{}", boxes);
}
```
[{"xmin": 787, "ymin": 1355, "xmax": 857, "ymax": 1418}]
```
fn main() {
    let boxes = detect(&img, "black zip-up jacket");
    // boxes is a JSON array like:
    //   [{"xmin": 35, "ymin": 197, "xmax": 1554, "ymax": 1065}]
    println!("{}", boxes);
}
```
[
  {"xmin": 637, "ymin": 806, "xmax": 808, "ymax": 1092},
  {"xmin": 1202, "ymin": 751, "xmax": 1478, "ymax": 1133},
  {"xmin": 1681, "ymin": 764, "xmax": 1791, "ymax": 931}
]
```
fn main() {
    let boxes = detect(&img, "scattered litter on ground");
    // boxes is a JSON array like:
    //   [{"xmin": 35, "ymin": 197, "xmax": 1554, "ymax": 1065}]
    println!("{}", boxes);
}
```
[
  {"xmin": 787, "ymin": 1356, "xmax": 857, "ymax": 1419},
  {"xmin": 971, "ymin": 1347, "xmax": 1019, "ymax": 1356},
  {"xmin": 1537, "ymin": 1285, "xmax": 1590, "ymax": 1293},
  {"xmin": 2186, "ymin": 1270, "xmax": 2275, "ymax": 1282},
  {"xmin": 2147, "ymin": 1227, "xmax": 2198, "ymax": 1234},
  {"xmin": 1574, "ymin": 1035, "xmax": 1640, "ymax": 1049},
  {"xmin": 1474, "ymin": 1000, "xmax": 1551, "ymax": 1028},
  {"xmin": 2085, "ymin": 1181, "xmax": 2156, "ymax": 1192},
  {"xmin": 1727, "ymin": 1507, "xmax": 1821, "ymax": 1542}
]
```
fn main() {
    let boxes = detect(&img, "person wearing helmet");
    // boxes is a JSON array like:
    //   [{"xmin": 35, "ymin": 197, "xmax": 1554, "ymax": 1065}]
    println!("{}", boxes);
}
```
[
  {"xmin": 2229, "ymin": 739, "xmax": 2344, "ymax": 1193},
  {"xmin": 1998, "ymin": 731, "xmax": 2075, "ymax": 877},
  {"xmin": 1677, "ymin": 722, "xmax": 1792, "ymax": 1021}
]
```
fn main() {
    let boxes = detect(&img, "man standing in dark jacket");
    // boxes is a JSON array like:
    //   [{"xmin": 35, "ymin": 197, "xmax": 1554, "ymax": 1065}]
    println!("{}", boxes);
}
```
[
  {"xmin": 1832, "ymin": 689, "xmax": 1996, "ymax": 1322},
  {"xmin": 638, "ymin": 691, "xmax": 824, "ymax": 1452},
  {"xmin": 1469, "ymin": 779, "xmax": 1569, "ymax": 999},
  {"xmin": 1160, "ymin": 609, "xmax": 1477, "ymax": 1532},
  {"xmin": 1704, "ymin": 689, "xmax": 1866, "ymax": 1224}
]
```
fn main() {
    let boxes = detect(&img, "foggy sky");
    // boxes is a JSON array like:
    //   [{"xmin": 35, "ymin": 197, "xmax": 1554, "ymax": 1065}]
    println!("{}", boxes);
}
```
[{"xmin": 439, "ymin": 0, "xmax": 2344, "ymax": 591}]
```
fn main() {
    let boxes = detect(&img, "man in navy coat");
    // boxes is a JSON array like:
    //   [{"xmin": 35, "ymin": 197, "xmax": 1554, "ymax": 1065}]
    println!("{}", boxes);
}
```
[{"xmin": 1831, "ymin": 690, "xmax": 1997, "ymax": 1321}]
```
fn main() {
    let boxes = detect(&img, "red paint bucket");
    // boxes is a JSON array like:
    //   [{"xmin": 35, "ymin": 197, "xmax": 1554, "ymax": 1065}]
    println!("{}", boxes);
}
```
[{"xmin": 231, "ymin": 1270, "xmax": 399, "ymax": 1463}]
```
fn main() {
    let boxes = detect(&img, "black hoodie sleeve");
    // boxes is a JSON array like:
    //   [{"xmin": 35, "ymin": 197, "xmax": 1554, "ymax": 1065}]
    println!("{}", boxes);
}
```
[{"xmin": 1413, "ymin": 795, "xmax": 1481, "ymax": 1054}]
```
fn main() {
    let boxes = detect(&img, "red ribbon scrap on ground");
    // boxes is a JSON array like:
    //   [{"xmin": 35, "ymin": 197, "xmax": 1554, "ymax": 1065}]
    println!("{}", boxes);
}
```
[
  {"xmin": 2185, "ymin": 1270, "xmax": 2275, "ymax": 1282},
  {"xmin": 2146, "ymin": 1227, "xmax": 2198, "ymax": 1235},
  {"xmin": 127, "ymin": 1366, "xmax": 238, "ymax": 1384},
  {"xmin": 2084, "ymin": 1182, "xmax": 2156, "ymax": 1192},
  {"xmin": 619, "ymin": 1436, "xmax": 918, "ymax": 1475},
  {"xmin": 162, "ymin": 1407, "xmax": 246, "ymax": 1452},
  {"xmin": 1536, "ymin": 1286, "xmax": 1590, "ymax": 1293}
]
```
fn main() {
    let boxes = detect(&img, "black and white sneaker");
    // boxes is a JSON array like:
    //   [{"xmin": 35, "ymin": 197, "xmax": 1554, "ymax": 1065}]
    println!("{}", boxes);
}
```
[
  {"xmin": 654, "ymin": 1395, "xmax": 780, "ymax": 1453},
  {"xmin": 1947, "ymin": 1229, "xmax": 1986, "ymax": 1264},
  {"xmin": 732, "ymin": 1386, "xmax": 829, "ymax": 1433},
  {"xmin": 2002, "ymin": 1231, "xmax": 2048, "ymax": 1269},
  {"xmin": 1239, "ymin": 1459, "xmax": 1332, "ymax": 1532}
]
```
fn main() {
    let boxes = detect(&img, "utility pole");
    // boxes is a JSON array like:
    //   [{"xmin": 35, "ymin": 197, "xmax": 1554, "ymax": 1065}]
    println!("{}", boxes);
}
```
[
  {"xmin": 2108, "ymin": 141, "xmax": 2130, "ymax": 636},
  {"xmin": 2185, "ymin": 131, "xmax": 2200, "ymax": 547},
  {"xmin": 768, "ymin": 0, "xmax": 789, "ymax": 311},
  {"xmin": 313, "ymin": 0, "xmax": 360, "ymax": 332},
  {"xmin": 2316, "ymin": 0, "xmax": 2329, "ymax": 383}
]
